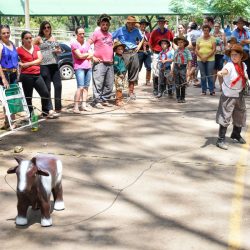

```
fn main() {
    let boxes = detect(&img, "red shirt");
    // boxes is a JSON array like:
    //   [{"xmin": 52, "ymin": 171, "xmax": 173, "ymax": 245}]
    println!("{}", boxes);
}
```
[
  {"xmin": 17, "ymin": 45, "xmax": 41, "ymax": 74},
  {"xmin": 149, "ymin": 28, "xmax": 174, "ymax": 52}
]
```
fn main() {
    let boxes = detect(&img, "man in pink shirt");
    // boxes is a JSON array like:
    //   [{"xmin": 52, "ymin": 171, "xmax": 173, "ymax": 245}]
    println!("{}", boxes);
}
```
[{"xmin": 88, "ymin": 14, "xmax": 114, "ymax": 109}]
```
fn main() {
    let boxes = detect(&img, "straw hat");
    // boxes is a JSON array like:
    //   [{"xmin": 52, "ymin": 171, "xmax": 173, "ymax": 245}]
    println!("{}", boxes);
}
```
[
  {"xmin": 126, "ymin": 16, "xmax": 139, "ymax": 23},
  {"xmin": 113, "ymin": 40, "xmax": 126, "ymax": 51},
  {"xmin": 173, "ymin": 36, "xmax": 189, "ymax": 47},
  {"xmin": 225, "ymin": 44, "xmax": 248, "ymax": 61}
]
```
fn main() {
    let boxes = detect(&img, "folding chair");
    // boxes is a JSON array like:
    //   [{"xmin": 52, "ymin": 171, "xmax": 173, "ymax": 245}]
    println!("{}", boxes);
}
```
[{"xmin": 0, "ymin": 83, "xmax": 31, "ymax": 130}]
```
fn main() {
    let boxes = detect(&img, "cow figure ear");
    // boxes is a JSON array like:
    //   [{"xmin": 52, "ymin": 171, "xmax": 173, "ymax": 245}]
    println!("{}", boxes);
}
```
[
  {"xmin": 37, "ymin": 169, "xmax": 50, "ymax": 176},
  {"xmin": 7, "ymin": 166, "xmax": 18, "ymax": 174},
  {"xmin": 14, "ymin": 157, "xmax": 23, "ymax": 164}
]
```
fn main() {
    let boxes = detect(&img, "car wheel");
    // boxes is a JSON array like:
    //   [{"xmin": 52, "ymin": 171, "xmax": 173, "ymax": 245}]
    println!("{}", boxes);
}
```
[{"xmin": 60, "ymin": 64, "xmax": 74, "ymax": 80}]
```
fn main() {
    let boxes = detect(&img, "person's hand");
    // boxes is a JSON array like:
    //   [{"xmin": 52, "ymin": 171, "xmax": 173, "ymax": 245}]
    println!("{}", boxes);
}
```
[
  {"xmin": 87, "ymin": 52, "xmax": 93, "ymax": 59},
  {"xmin": 2, "ymin": 78, "xmax": 9, "ymax": 88},
  {"xmin": 92, "ymin": 57, "xmax": 101, "ymax": 63},
  {"xmin": 201, "ymin": 56, "xmax": 207, "ymax": 62},
  {"xmin": 240, "ymin": 40, "xmax": 247, "ymax": 45},
  {"xmin": 217, "ymin": 70, "xmax": 224, "ymax": 77},
  {"xmin": 19, "ymin": 62, "xmax": 29, "ymax": 69}
]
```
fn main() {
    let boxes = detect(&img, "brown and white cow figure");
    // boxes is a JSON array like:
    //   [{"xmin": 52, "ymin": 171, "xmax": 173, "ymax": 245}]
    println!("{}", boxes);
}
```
[{"xmin": 7, "ymin": 154, "xmax": 65, "ymax": 227}]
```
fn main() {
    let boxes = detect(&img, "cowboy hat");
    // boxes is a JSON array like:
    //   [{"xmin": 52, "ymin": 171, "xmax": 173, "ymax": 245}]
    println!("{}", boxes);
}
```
[
  {"xmin": 126, "ymin": 16, "xmax": 139, "ymax": 23},
  {"xmin": 157, "ymin": 16, "xmax": 167, "ymax": 22},
  {"xmin": 113, "ymin": 40, "xmax": 126, "ymax": 51},
  {"xmin": 233, "ymin": 17, "xmax": 248, "ymax": 25},
  {"xmin": 158, "ymin": 38, "xmax": 171, "ymax": 47},
  {"xmin": 139, "ymin": 18, "xmax": 150, "ymax": 26},
  {"xmin": 173, "ymin": 36, "xmax": 189, "ymax": 47},
  {"xmin": 227, "ymin": 37, "xmax": 237, "ymax": 44},
  {"xmin": 225, "ymin": 44, "xmax": 248, "ymax": 61}
]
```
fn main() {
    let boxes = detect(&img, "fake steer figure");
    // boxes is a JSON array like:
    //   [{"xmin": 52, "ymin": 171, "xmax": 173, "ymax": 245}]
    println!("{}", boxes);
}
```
[{"xmin": 7, "ymin": 155, "xmax": 65, "ymax": 227}]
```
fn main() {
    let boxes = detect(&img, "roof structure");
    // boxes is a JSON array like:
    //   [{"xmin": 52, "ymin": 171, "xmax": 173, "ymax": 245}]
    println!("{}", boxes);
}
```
[{"xmin": 0, "ymin": 0, "xmax": 225, "ymax": 16}]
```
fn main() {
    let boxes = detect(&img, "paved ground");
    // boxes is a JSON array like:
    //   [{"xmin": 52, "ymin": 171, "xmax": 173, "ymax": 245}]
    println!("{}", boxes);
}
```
[{"xmin": 0, "ymin": 72, "xmax": 250, "ymax": 250}]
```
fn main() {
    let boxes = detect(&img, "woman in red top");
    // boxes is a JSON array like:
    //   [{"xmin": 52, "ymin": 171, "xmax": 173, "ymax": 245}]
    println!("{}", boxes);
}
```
[{"xmin": 17, "ymin": 31, "xmax": 51, "ymax": 117}]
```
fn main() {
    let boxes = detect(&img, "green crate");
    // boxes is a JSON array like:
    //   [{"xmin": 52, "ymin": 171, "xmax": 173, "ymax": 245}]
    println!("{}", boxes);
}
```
[{"xmin": 5, "ymin": 84, "xmax": 24, "ymax": 114}]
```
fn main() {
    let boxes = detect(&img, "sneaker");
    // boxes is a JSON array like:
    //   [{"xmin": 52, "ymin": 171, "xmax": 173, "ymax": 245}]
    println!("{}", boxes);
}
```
[
  {"xmin": 216, "ymin": 139, "xmax": 228, "ymax": 150},
  {"xmin": 210, "ymin": 92, "xmax": 215, "ymax": 96},
  {"xmin": 177, "ymin": 99, "xmax": 182, "ymax": 103},
  {"xmin": 181, "ymin": 99, "xmax": 186, "ymax": 103},
  {"xmin": 94, "ymin": 103, "xmax": 104, "ymax": 109},
  {"xmin": 153, "ymin": 90, "xmax": 158, "ymax": 96},
  {"xmin": 157, "ymin": 92, "xmax": 162, "ymax": 98},
  {"xmin": 230, "ymin": 135, "xmax": 246, "ymax": 144},
  {"xmin": 129, "ymin": 93, "xmax": 136, "ymax": 100},
  {"xmin": 49, "ymin": 110, "xmax": 60, "ymax": 117}
]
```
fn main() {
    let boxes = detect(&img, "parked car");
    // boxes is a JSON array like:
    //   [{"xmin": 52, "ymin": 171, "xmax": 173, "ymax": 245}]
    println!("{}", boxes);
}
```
[{"xmin": 58, "ymin": 43, "xmax": 74, "ymax": 80}]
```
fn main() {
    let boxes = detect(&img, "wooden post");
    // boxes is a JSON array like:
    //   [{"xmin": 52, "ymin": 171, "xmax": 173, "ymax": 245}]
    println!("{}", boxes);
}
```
[{"xmin": 25, "ymin": 0, "xmax": 30, "ymax": 30}]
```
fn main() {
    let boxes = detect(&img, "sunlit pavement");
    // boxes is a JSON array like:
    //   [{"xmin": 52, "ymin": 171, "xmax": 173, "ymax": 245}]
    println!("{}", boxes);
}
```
[{"xmin": 0, "ymin": 70, "xmax": 250, "ymax": 250}]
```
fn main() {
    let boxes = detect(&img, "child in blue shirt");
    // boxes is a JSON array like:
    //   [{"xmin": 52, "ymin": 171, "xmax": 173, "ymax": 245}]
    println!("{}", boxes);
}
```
[{"xmin": 157, "ymin": 39, "xmax": 174, "ymax": 98}]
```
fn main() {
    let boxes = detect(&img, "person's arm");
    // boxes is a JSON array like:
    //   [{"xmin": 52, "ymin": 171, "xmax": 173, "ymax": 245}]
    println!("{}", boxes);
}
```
[
  {"xmin": 73, "ymin": 49, "xmax": 91, "ymax": 59},
  {"xmin": 136, "ymin": 37, "xmax": 144, "ymax": 52},
  {"xmin": 0, "ymin": 44, "xmax": 9, "ymax": 88},
  {"xmin": 87, "ymin": 34, "xmax": 101, "ymax": 63},
  {"xmin": 217, "ymin": 68, "xmax": 228, "ymax": 77},
  {"xmin": 19, "ymin": 49, "xmax": 42, "ymax": 69},
  {"xmin": 33, "ymin": 36, "xmax": 42, "ymax": 46}
]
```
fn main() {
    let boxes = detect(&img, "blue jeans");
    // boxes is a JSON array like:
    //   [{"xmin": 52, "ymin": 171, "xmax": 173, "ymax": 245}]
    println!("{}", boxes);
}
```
[
  {"xmin": 75, "ymin": 68, "xmax": 92, "ymax": 88},
  {"xmin": 197, "ymin": 61, "xmax": 215, "ymax": 93},
  {"xmin": 138, "ymin": 51, "xmax": 152, "ymax": 72}
]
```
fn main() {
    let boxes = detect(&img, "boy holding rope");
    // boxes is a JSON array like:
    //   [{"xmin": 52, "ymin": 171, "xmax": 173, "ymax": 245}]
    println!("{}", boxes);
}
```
[
  {"xmin": 157, "ymin": 38, "xmax": 174, "ymax": 98},
  {"xmin": 216, "ymin": 44, "xmax": 248, "ymax": 150}
]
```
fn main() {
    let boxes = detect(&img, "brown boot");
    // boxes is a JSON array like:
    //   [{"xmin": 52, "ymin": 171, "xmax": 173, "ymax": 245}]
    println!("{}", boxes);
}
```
[
  {"xmin": 146, "ymin": 70, "xmax": 151, "ymax": 85},
  {"xmin": 128, "ymin": 82, "xmax": 136, "ymax": 100},
  {"xmin": 115, "ymin": 90, "xmax": 123, "ymax": 106}
]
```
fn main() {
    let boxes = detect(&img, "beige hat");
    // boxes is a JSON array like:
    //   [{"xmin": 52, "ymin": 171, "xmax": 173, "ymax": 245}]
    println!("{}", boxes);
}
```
[
  {"xmin": 113, "ymin": 40, "xmax": 126, "ymax": 51},
  {"xmin": 225, "ymin": 44, "xmax": 248, "ymax": 61},
  {"xmin": 126, "ymin": 16, "xmax": 139, "ymax": 23}
]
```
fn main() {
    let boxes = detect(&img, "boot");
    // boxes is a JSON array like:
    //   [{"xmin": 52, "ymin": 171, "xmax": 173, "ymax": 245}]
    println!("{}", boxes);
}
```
[
  {"xmin": 216, "ymin": 125, "xmax": 228, "ymax": 150},
  {"xmin": 115, "ymin": 90, "xmax": 123, "ymax": 106},
  {"xmin": 153, "ymin": 76, "xmax": 158, "ymax": 96},
  {"xmin": 146, "ymin": 70, "xmax": 151, "ymax": 85},
  {"xmin": 230, "ymin": 126, "xmax": 246, "ymax": 144},
  {"xmin": 128, "ymin": 82, "xmax": 136, "ymax": 100}
]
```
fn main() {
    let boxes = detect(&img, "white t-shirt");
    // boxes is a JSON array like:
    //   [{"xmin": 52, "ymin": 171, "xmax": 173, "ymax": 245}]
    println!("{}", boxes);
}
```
[{"xmin": 222, "ymin": 62, "xmax": 247, "ymax": 97}]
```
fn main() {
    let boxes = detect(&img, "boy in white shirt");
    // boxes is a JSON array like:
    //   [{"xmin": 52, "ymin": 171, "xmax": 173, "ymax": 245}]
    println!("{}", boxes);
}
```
[{"xmin": 216, "ymin": 44, "xmax": 248, "ymax": 150}]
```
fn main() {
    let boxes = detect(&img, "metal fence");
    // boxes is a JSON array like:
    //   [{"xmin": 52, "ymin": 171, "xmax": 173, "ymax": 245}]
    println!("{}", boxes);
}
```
[{"xmin": 10, "ymin": 26, "xmax": 78, "ymax": 46}]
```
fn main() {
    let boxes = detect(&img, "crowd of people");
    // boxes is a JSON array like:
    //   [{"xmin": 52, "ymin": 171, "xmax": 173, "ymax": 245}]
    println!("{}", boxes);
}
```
[{"xmin": 0, "ymin": 14, "xmax": 250, "ymax": 150}]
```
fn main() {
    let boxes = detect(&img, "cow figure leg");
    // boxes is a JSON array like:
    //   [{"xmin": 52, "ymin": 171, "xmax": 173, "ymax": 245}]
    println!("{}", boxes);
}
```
[
  {"xmin": 52, "ymin": 183, "xmax": 65, "ymax": 211},
  {"xmin": 16, "ymin": 199, "xmax": 29, "ymax": 226},
  {"xmin": 40, "ymin": 198, "xmax": 52, "ymax": 227}
]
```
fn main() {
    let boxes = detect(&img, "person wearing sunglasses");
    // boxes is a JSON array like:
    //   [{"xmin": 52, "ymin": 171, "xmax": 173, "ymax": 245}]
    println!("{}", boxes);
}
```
[{"xmin": 34, "ymin": 21, "xmax": 62, "ymax": 117}]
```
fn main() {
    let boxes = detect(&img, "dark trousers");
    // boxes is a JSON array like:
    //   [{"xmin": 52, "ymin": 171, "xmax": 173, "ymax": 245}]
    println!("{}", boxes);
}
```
[
  {"xmin": 174, "ymin": 64, "xmax": 187, "ymax": 100},
  {"xmin": 20, "ymin": 74, "xmax": 50, "ymax": 115},
  {"xmin": 41, "ymin": 64, "xmax": 62, "ymax": 111},
  {"xmin": 138, "ymin": 51, "xmax": 152, "ymax": 72},
  {"xmin": 122, "ymin": 52, "xmax": 140, "ymax": 82}
]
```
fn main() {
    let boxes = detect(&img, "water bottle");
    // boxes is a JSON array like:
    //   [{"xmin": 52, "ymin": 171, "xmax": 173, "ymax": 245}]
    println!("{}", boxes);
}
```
[{"xmin": 31, "ymin": 109, "xmax": 39, "ymax": 132}]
